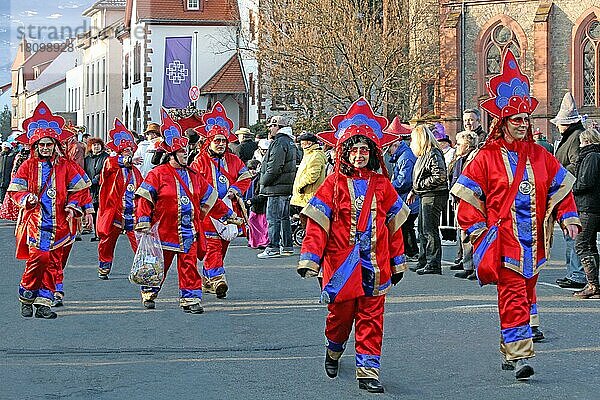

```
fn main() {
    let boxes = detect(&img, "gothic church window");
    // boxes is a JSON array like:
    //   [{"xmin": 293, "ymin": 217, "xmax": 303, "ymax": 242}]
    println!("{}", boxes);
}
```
[
  {"xmin": 582, "ymin": 19, "xmax": 599, "ymax": 106},
  {"xmin": 485, "ymin": 24, "xmax": 521, "ymax": 80}
]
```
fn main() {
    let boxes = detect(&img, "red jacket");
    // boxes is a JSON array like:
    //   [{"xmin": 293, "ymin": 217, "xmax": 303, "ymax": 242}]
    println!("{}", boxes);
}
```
[
  {"xmin": 451, "ymin": 138, "xmax": 580, "ymax": 278},
  {"xmin": 299, "ymin": 169, "xmax": 409, "ymax": 303},
  {"xmin": 135, "ymin": 164, "xmax": 232, "ymax": 253},
  {"xmin": 190, "ymin": 151, "xmax": 252, "ymax": 236},
  {"xmin": 8, "ymin": 155, "xmax": 90, "ymax": 259},
  {"xmin": 97, "ymin": 156, "xmax": 143, "ymax": 236}
]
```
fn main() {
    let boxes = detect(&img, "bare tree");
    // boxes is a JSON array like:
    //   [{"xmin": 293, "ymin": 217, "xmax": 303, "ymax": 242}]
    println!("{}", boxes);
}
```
[{"xmin": 257, "ymin": 0, "xmax": 441, "ymax": 126}]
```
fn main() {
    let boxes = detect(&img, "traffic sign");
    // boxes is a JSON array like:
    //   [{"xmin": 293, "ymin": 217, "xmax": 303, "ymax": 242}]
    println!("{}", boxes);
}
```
[{"xmin": 189, "ymin": 85, "xmax": 200, "ymax": 101}]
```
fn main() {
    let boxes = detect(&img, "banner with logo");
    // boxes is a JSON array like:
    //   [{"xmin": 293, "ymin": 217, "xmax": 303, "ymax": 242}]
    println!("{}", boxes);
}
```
[{"xmin": 163, "ymin": 36, "xmax": 192, "ymax": 109}]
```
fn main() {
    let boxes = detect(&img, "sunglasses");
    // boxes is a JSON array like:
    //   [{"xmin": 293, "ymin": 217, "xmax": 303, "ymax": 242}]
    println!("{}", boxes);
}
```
[
  {"xmin": 349, "ymin": 147, "xmax": 370, "ymax": 156},
  {"xmin": 212, "ymin": 138, "xmax": 227, "ymax": 144}
]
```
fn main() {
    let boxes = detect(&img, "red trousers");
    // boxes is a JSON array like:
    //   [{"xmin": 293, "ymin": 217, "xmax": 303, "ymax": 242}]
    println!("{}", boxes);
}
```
[
  {"xmin": 142, "ymin": 242, "xmax": 202, "ymax": 306},
  {"xmin": 98, "ymin": 225, "xmax": 137, "ymax": 273},
  {"xmin": 54, "ymin": 243, "xmax": 73, "ymax": 295},
  {"xmin": 497, "ymin": 267, "xmax": 538, "ymax": 360},
  {"xmin": 19, "ymin": 247, "xmax": 62, "ymax": 306},
  {"xmin": 203, "ymin": 237, "xmax": 229, "ymax": 286},
  {"xmin": 325, "ymin": 295, "xmax": 385, "ymax": 379}
]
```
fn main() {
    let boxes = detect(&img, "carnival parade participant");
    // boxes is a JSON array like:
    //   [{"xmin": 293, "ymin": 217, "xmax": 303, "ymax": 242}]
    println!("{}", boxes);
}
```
[
  {"xmin": 135, "ymin": 109, "xmax": 239, "ymax": 313},
  {"xmin": 450, "ymin": 50, "xmax": 580, "ymax": 380},
  {"xmin": 8, "ymin": 102, "xmax": 90, "ymax": 319},
  {"xmin": 191, "ymin": 102, "xmax": 252, "ymax": 299},
  {"xmin": 96, "ymin": 119, "xmax": 143, "ymax": 280},
  {"xmin": 297, "ymin": 98, "xmax": 409, "ymax": 393}
]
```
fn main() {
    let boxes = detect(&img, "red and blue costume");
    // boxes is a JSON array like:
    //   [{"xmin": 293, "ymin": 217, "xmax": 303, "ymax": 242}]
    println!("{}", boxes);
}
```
[
  {"xmin": 298, "ymin": 98, "xmax": 409, "ymax": 382},
  {"xmin": 96, "ymin": 119, "xmax": 143, "ymax": 278},
  {"xmin": 191, "ymin": 102, "xmax": 252, "ymax": 296},
  {"xmin": 9, "ymin": 102, "xmax": 90, "ymax": 308},
  {"xmin": 451, "ymin": 51, "xmax": 580, "ymax": 362},
  {"xmin": 135, "ymin": 110, "xmax": 233, "ymax": 307}
]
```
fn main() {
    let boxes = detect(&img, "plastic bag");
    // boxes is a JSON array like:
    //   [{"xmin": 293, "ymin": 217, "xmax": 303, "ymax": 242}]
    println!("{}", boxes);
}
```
[
  {"xmin": 129, "ymin": 223, "xmax": 164, "ymax": 287},
  {"xmin": 211, "ymin": 196, "xmax": 238, "ymax": 241}
]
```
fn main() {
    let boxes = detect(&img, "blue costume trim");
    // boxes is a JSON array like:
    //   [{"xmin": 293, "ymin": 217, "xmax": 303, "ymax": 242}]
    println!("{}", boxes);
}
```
[
  {"xmin": 300, "ymin": 252, "xmax": 321, "ymax": 264},
  {"xmin": 501, "ymin": 324, "xmax": 532, "ymax": 343},
  {"xmin": 203, "ymin": 266, "xmax": 225, "ymax": 278},
  {"xmin": 180, "ymin": 288, "xmax": 203, "ymax": 299},
  {"xmin": 356, "ymin": 353, "xmax": 381, "ymax": 369}
]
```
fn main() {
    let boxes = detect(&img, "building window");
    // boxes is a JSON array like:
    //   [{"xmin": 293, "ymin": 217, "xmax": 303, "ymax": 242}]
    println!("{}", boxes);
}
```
[
  {"xmin": 249, "ymin": 73, "xmax": 255, "ymax": 105},
  {"xmin": 133, "ymin": 43, "xmax": 141, "ymax": 84},
  {"xmin": 101, "ymin": 58, "xmax": 106, "ymax": 92},
  {"xmin": 125, "ymin": 106, "xmax": 129, "ymax": 127},
  {"xmin": 187, "ymin": 0, "xmax": 200, "ymax": 10},
  {"xmin": 86, "ymin": 65, "xmax": 90, "ymax": 96},
  {"xmin": 249, "ymin": 9, "xmax": 256, "ymax": 42},
  {"xmin": 133, "ymin": 101, "xmax": 141, "ymax": 134},
  {"xmin": 91, "ymin": 63, "xmax": 95, "ymax": 96},
  {"xmin": 420, "ymin": 81, "xmax": 436, "ymax": 115},
  {"xmin": 96, "ymin": 60, "xmax": 100, "ymax": 94},
  {"xmin": 485, "ymin": 24, "xmax": 521, "ymax": 81},
  {"xmin": 582, "ymin": 19, "xmax": 599, "ymax": 106},
  {"xmin": 90, "ymin": 114, "xmax": 94, "ymax": 135},
  {"xmin": 124, "ymin": 53, "xmax": 130, "ymax": 88}
]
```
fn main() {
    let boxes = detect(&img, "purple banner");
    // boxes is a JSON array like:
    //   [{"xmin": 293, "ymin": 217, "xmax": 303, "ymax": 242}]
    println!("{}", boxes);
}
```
[{"xmin": 163, "ymin": 36, "xmax": 192, "ymax": 109}]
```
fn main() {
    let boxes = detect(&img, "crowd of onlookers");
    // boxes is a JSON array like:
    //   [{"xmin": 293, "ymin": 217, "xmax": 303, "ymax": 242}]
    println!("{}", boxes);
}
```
[{"xmin": 2, "ymin": 91, "xmax": 600, "ymax": 297}]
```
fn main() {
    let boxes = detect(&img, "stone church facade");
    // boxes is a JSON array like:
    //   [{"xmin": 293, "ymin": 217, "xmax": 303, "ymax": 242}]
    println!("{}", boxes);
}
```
[{"xmin": 433, "ymin": 1, "xmax": 600, "ymax": 139}]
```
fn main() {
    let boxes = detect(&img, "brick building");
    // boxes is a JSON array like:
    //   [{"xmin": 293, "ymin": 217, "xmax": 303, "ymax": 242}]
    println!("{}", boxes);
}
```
[{"xmin": 434, "ymin": 1, "xmax": 600, "ymax": 140}]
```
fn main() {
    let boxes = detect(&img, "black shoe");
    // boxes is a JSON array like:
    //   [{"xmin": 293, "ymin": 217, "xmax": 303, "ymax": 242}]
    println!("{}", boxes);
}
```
[
  {"xmin": 531, "ymin": 326, "xmax": 545, "ymax": 342},
  {"xmin": 324, "ymin": 352, "xmax": 339, "ymax": 378},
  {"xmin": 98, "ymin": 273, "xmax": 109, "ymax": 280},
  {"xmin": 467, "ymin": 271, "xmax": 478, "ymax": 280},
  {"xmin": 408, "ymin": 264, "xmax": 422, "ymax": 272},
  {"xmin": 501, "ymin": 358, "xmax": 515, "ymax": 371},
  {"xmin": 416, "ymin": 266, "xmax": 442, "ymax": 275},
  {"xmin": 182, "ymin": 303, "xmax": 204, "ymax": 314},
  {"xmin": 215, "ymin": 282, "xmax": 228, "ymax": 299},
  {"xmin": 90, "ymin": 236, "xmax": 99, "ymax": 242},
  {"xmin": 358, "ymin": 378, "xmax": 384, "ymax": 393},
  {"xmin": 556, "ymin": 278, "xmax": 586, "ymax": 289},
  {"xmin": 450, "ymin": 262, "xmax": 464, "ymax": 271},
  {"xmin": 75, "ymin": 236, "xmax": 82, "ymax": 242},
  {"xmin": 515, "ymin": 359, "xmax": 534, "ymax": 380},
  {"xmin": 52, "ymin": 297, "xmax": 64, "ymax": 307},
  {"xmin": 555, "ymin": 277, "xmax": 569, "ymax": 285},
  {"xmin": 21, "ymin": 303, "xmax": 33, "ymax": 318},
  {"xmin": 143, "ymin": 300, "xmax": 156, "ymax": 309},
  {"xmin": 455, "ymin": 270, "xmax": 472, "ymax": 279},
  {"xmin": 34, "ymin": 305, "xmax": 57, "ymax": 319}
]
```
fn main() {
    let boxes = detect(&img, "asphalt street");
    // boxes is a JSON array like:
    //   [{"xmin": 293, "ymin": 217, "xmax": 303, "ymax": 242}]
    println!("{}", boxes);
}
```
[{"xmin": 1, "ymin": 220, "xmax": 599, "ymax": 400}]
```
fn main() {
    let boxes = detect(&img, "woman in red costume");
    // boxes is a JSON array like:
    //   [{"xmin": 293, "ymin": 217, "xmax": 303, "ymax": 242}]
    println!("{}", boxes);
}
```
[
  {"xmin": 135, "ymin": 109, "xmax": 237, "ymax": 313},
  {"xmin": 297, "ymin": 98, "xmax": 409, "ymax": 393},
  {"xmin": 190, "ymin": 102, "xmax": 252, "ymax": 299},
  {"xmin": 451, "ymin": 50, "xmax": 580, "ymax": 380},
  {"xmin": 96, "ymin": 119, "xmax": 143, "ymax": 279}
]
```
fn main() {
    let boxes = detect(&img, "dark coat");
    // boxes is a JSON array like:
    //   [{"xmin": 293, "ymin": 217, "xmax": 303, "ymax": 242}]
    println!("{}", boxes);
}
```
[
  {"xmin": 555, "ymin": 122, "xmax": 584, "ymax": 175},
  {"xmin": 237, "ymin": 139, "xmax": 258, "ymax": 164},
  {"xmin": 412, "ymin": 147, "xmax": 448, "ymax": 196},
  {"xmin": 84, "ymin": 151, "xmax": 109, "ymax": 203},
  {"xmin": 0, "ymin": 150, "xmax": 16, "ymax": 188},
  {"xmin": 573, "ymin": 143, "xmax": 600, "ymax": 214},
  {"xmin": 259, "ymin": 130, "xmax": 297, "ymax": 196}
]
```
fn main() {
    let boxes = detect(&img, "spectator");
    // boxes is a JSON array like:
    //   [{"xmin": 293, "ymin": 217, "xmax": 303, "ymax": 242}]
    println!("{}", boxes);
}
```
[
  {"xmin": 0, "ymin": 144, "xmax": 28, "ymax": 221},
  {"xmin": 134, "ymin": 122, "xmax": 162, "ymax": 177},
  {"xmin": 257, "ymin": 115, "xmax": 297, "ymax": 258},
  {"xmin": 448, "ymin": 131, "xmax": 478, "ymax": 279},
  {"xmin": 533, "ymin": 128, "xmax": 554, "ymax": 154},
  {"xmin": 433, "ymin": 123, "xmax": 455, "ymax": 168},
  {"xmin": 253, "ymin": 138, "xmax": 271, "ymax": 163},
  {"xmin": 386, "ymin": 117, "xmax": 419, "ymax": 259},
  {"xmin": 232, "ymin": 128, "xmax": 258, "ymax": 164},
  {"xmin": 0, "ymin": 142, "xmax": 16, "ymax": 203},
  {"xmin": 290, "ymin": 132, "xmax": 326, "ymax": 216},
  {"xmin": 408, "ymin": 124, "xmax": 449, "ymax": 275},
  {"xmin": 552, "ymin": 92, "xmax": 587, "ymax": 289},
  {"xmin": 67, "ymin": 135, "xmax": 86, "ymax": 169},
  {"xmin": 463, "ymin": 108, "xmax": 487, "ymax": 146},
  {"xmin": 573, "ymin": 126, "xmax": 600, "ymax": 299},
  {"xmin": 84, "ymin": 138, "xmax": 109, "ymax": 241},
  {"xmin": 246, "ymin": 159, "xmax": 269, "ymax": 249}
]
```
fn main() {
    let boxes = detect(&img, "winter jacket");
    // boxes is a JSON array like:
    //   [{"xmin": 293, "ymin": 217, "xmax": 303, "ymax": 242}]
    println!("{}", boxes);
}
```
[
  {"xmin": 573, "ymin": 143, "xmax": 600, "ymax": 214},
  {"xmin": 260, "ymin": 127, "xmax": 297, "ymax": 196},
  {"xmin": 389, "ymin": 141, "xmax": 419, "ymax": 214},
  {"xmin": 555, "ymin": 122, "xmax": 584, "ymax": 175},
  {"xmin": 0, "ymin": 150, "xmax": 16, "ymax": 188},
  {"xmin": 84, "ymin": 151, "xmax": 109, "ymax": 203},
  {"xmin": 236, "ymin": 139, "xmax": 259, "ymax": 164},
  {"xmin": 412, "ymin": 147, "xmax": 448, "ymax": 196},
  {"xmin": 290, "ymin": 144, "xmax": 326, "ymax": 208}
]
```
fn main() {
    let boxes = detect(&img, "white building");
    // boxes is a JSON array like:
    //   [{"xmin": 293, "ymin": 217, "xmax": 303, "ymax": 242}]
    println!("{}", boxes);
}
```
[
  {"xmin": 119, "ymin": 0, "xmax": 254, "ymax": 133},
  {"xmin": 77, "ymin": 0, "xmax": 126, "ymax": 141},
  {"xmin": 238, "ymin": 0, "xmax": 260, "ymax": 125},
  {"xmin": 66, "ymin": 58, "xmax": 84, "ymax": 127}
]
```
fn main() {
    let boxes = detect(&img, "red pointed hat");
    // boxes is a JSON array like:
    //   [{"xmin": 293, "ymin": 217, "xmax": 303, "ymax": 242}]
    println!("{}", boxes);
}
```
[
  {"xmin": 480, "ymin": 50, "xmax": 538, "ymax": 119},
  {"xmin": 384, "ymin": 116, "xmax": 412, "ymax": 138},
  {"xmin": 159, "ymin": 108, "xmax": 188, "ymax": 153},
  {"xmin": 106, "ymin": 118, "xmax": 137, "ymax": 153},
  {"xmin": 194, "ymin": 102, "xmax": 236, "ymax": 142},
  {"xmin": 18, "ymin": 101, "xmax": 74, "ymax": 145},
  {"xmin": 317, "ymin": 97, "xmax": 399, "ymax": 149}
]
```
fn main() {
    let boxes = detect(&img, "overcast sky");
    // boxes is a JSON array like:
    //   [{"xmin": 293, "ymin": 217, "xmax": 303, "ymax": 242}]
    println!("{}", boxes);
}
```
[{"xmin": 0, "ymin": 1, "xmax": 97, "ymax": 108}]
